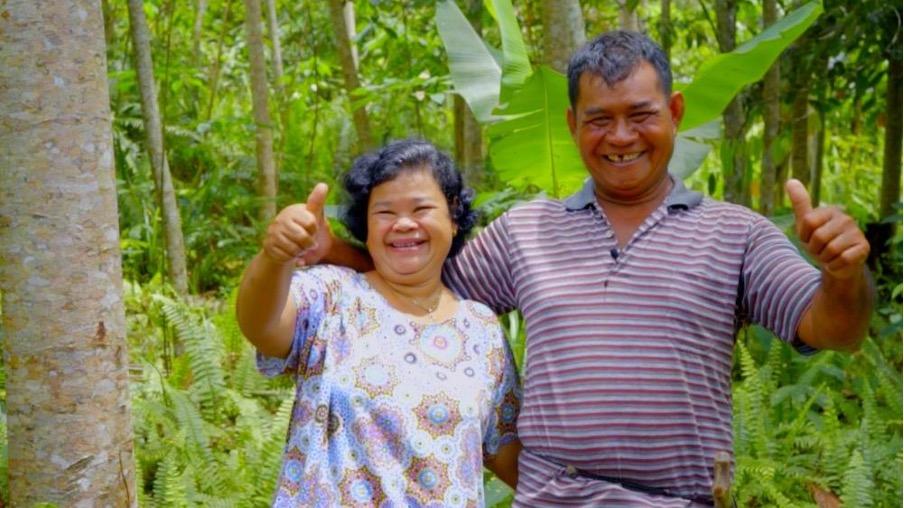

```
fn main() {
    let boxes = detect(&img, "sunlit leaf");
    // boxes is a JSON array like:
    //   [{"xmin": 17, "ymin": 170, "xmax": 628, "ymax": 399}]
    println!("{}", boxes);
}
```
[
  {"xmin": 487, "ymin": 67, "xmax": 584, "ymax": 198},
  {"xmin": 487, "ymin": 0, "xmax": 532, "ymax": 94},
  {"xmin": 435, "ymin": 0, "xmax": 501, "ymax": 122},
  {"xmin": 669, "ymin": 120, "xmax": 720, "ymax": 179}
]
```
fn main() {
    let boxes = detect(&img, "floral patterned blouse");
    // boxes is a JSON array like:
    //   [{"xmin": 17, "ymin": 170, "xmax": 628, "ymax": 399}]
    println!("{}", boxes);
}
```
[{"xmin": 257, "ymin": 265, "xmax": 521, "ymax": 507}]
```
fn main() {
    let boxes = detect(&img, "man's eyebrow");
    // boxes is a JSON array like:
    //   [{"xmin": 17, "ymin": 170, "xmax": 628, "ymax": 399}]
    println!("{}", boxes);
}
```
[
  {"xmin": 629, "ymin": 101, "xmax": 657, "ymax": 110},
  {"xmin": 583, "ymin": 106, "xmax": 606, "ymax": 116}
]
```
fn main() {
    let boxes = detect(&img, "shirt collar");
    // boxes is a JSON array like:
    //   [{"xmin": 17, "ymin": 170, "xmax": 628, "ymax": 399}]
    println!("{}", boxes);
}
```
[{"xmin": 563, "ymin": 176, "xmax": 703, "ymax": 213}]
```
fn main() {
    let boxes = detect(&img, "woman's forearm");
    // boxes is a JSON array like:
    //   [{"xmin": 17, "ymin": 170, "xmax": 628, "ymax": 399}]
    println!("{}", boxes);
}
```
[{"xmin": 236, "ymin": 251, "xmax": 297, "ymax": 358}]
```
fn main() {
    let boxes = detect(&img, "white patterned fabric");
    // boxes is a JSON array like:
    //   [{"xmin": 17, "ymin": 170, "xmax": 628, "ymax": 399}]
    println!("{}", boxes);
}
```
[{"xmin": 257, "ymin": 265, "xmax": 521, "ymax": 508}]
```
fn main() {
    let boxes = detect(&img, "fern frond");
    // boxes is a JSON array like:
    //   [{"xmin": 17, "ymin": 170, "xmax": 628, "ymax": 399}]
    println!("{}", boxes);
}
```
[
  {"xmin": 152, "ymin": 451, "xmax": 189, "ymax": 508},
  {"xmin": 154, "ymin": 295, "xmax": 227, "ymax": 420},
  {"xmin": 840, "ymin": 450, "xmax": 874, "ymax": 507}
]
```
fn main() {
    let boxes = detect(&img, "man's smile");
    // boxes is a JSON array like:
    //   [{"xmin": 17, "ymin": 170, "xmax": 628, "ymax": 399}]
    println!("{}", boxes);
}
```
[{"xmin": 602, "ymin": 151, "xmax": 645, "ymax": 164}]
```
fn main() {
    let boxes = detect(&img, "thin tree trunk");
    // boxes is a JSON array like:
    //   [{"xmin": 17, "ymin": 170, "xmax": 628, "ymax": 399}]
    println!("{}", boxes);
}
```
[
  {"xmin": 790, "ymin": 82, "xmax": 811, "ymax": 189},
  {"xmin": 541, "ymin": 0, "xmax": 586, "ymax": 73},
  {"xmin": 659, "ymin": 0, "xmax": 672, "ymax": 60},
  {"xmin": 102, "ymin": 0, "xmax": 115, "ymax": 47},
  {"xmin": 128, "ymin": 0, "xmax": 190, "ymax": 295},
  {"xmin": 244, "ymin": 0, "xmax": 278, "ymax": 221},
  {"xmin": 812, "ymin": 108, "xmax": 825, "ymax": 205},
  {"xmin": 716, "ymin": 0, "xmax": 748, "ymax": 205},
  {"xmin": 265, "ymin": 0, "xmax": 284, "ymax": 86},
  {"xmin": 206, "ymin": 0, "xmax": 233, "ymax": 121},
  {"xmin": 454, "ymin": 0, "xmax": 484, "ymax": 185},
  {"xmin": 327, "ymin": 0, "xmax": 374, "ymax": 151},
  {"xmin": 192, "ymin": 0, "xmax": 208, "ymax": 65},
  {"xmin": 617, "ymin": 0, "xmax": 640, "ymax": 31},
  {"xmin": 759, "ymin": 0, "xmax": 780, "ymax": 215},
  {"xmin": 265, "ymin": 0, "xmax": 286, "ymax": 174},
  {"xmin": 0, "ymin": 1, "xmax": 136, "ymax": 505},
  {"xmin": 343, "ymin": 0, "xmax": 360, "ymax": 69},
  {"xmin": 880, "ymin": 50, "xmax": 902, "ymax": 221}
]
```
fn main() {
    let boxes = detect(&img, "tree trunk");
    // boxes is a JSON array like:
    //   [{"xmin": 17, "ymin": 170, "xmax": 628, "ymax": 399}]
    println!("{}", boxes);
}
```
[
  {"xmin": 128, "ymin": 0, "xmax": 190, "ymax": 295},
  {"xmin": 541, "ymin": 0, "xmax": 586, "ymax": 73},
  {"xmin": 759, "ymin": 0, "xmax": 780, "ymax": 215},
  {"xmin": 617, "ymin": 0, "xmax": 640, "ymax": 31},
  {"xmin": 0, "ymin": 1, "xmax": 136, "ymax": 505},
  {"xmin": 328, "ymin": 0, "xmax": 374, "ymax": 151},
  {"xmin": 102, "ymin": 0, "xmax": 115, "ymax": 47},
  {"xmin": 790, "ymin": 82, "xmax": 811, "ymax": 189},
  {"xmin": 880, "ymin": 49, "xmax": 902, "ymax": 221},
  {"xmin": 343, "ymin": 0, "xmax": 360, "ymax": 69},
  {"xmin": 812, "ymin": 108, "xmax": 825, "ymax": 205},
  {"xmin": 243, "ymin": 0, "xmax": 278, "ymax": 221},
  {"xmin": 659, "ymin": 0, "xmax": 672, "ymax": 60},
  {"xmin": 206, "ymin": 0, "xmax": 233, "ymax": 121},
  {"xmin": 454, "ymin": 0, "xmax": 484, "ymax": 185},
  {"xmin": 716, "ymin": 0, "xmax": 748, "ymax": 206},
  {"xmin": 192, "ymin": 0, "xmax": 208, "ymax": 66},
  {"xmin": 265, "ymin": 0, "xmax": 284, "ymax": 86}
]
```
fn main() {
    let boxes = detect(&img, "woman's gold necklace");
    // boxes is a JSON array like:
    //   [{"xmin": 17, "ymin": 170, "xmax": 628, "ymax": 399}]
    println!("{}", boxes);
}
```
[{"xmin": 406, "ymin": 289, "xmax": 443, "ymax": 315}]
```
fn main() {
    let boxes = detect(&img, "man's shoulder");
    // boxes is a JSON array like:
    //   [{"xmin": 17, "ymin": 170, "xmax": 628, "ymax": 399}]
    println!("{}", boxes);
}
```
[
  {"xmin": 689, "ymin": 197, "xmax": 770, "ymax": 224},
  {"xmin": 497, "ymin": 197, "xmax": 574, "ymax": 223}
]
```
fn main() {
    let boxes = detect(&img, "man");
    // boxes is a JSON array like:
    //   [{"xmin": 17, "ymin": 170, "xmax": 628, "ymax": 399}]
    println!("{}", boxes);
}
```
[{"xmin": 285, "ymin": 31, "xmax": 873, "ymax": 506}]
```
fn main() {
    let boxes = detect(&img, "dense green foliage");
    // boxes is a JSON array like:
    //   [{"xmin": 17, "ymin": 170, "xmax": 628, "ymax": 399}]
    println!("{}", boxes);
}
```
[{"xmin": 0, "ymin": 0, "xmax": 900, "ymax": 506}]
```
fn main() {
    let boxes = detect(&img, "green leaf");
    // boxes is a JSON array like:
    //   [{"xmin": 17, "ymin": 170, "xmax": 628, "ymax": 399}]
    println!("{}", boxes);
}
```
[
  {"xmin": 669, "ymin": 120, "xmax": 720, "ymax": 179},
  {"xmin": 435, "ymin": 0, "xmax": 501, "ymax": 122},
  {"xmin": 679, "ymin": 1, "xmax": 823, "ymax": 131},
  {"xmin": 487, "ymin": 66, "xmax": 584, "ymax": 198},
  {"xmin": 487, "ymin": 0, "xmax": 532, "ymax": 94}
]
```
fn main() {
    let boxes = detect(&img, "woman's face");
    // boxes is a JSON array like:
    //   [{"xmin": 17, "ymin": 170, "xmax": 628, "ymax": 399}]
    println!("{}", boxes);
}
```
[{"xmin": 366, "ymin": 169, "xmax": 455, "ymax": 285}]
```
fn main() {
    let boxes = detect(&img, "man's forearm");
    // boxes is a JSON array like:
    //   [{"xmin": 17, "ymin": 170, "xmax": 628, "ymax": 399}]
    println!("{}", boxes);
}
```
[
  {"xmin": 799, "ymin": 267, "xmax": 875, "ymax": 351},
  {"xmin": 321, "ymin": 235, "xmax": 373, "ymax": 272}
]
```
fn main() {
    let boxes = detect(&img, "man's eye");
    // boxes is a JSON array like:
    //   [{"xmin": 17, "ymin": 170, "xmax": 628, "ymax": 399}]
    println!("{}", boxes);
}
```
[
  {"xmin": 590, "ymin": 118, "xmax": 611, "ymax": 126},
  {"xmin": 631, "ymin": 112, "xmax": 653, "ymax": 121}
]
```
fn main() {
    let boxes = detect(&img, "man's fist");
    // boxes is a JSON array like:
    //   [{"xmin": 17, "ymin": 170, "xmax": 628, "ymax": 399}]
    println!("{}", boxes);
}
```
[
  {"xmin": 261, "ymin": 183, "xmax": 333, "ymax": 266},
  {"xmin": 786, "ymin": 179, "xmax": 869, "ymax": 279}
]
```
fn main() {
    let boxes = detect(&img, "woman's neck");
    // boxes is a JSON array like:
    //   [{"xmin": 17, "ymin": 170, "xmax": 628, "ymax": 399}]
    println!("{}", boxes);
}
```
[{"xmin": 365, "ymin": 271, "xmax": 447, "ymax": 316}]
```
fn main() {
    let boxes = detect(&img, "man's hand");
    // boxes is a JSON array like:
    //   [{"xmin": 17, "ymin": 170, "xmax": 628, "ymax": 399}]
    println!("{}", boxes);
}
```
[
  {"xmin": 262, "ymin": 183, "xmax": 333, "ymax": 266},
  {"xmin": 786, "ymin": 179, "xmax": 870, "ymax": 279}
]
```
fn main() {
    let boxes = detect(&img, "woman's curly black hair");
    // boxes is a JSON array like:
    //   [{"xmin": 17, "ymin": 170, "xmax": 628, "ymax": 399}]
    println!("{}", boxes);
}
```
[{"xmin": 342, "ymin": 138, "xmax": 477, "ymax": 258}]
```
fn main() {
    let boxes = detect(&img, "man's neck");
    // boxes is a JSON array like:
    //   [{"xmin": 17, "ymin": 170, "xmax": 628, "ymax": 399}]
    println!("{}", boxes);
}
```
[{"xmin": 595, "ymin": 177, "xmax": 673, "ymax": 247}]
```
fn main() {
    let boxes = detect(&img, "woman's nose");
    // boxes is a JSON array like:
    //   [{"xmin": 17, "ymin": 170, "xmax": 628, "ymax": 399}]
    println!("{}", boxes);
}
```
[{"xmin": 392, "ymin": 216, "xmax": 417, "ymax": 231}]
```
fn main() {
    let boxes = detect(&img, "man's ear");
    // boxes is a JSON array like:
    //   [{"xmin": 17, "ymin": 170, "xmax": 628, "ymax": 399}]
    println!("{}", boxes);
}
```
[
  {"xmin": 668, "ymin": 91, "xmax": 685, "ymax": 132},
  {"xmin": 567, "ymin": 107, "xmax": 577, "ymax": 138}
]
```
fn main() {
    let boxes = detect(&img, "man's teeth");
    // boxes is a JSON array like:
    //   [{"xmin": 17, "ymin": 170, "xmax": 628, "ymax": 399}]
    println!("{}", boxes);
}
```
[{"xmin": 605, "ymin": 152, "xmax": 642, "ymax": 162}]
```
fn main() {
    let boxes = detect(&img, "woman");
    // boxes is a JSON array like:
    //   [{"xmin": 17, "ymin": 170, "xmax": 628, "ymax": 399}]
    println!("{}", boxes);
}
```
[{"xmin": 236, "ymin": 139, "xmax": 521, "ymax": 507}]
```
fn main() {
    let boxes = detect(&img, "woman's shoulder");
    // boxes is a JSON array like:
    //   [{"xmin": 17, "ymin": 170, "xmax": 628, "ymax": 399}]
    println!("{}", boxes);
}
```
[
  {"xmin": 456, "ymin": 299, "xmax": 503, "ymax": 333},
  {"xmin": 294, "ymin": 264, "xmax": 358, "ymax": 284},
  {"xmin": 288, "ymin": 265, "xmax": 363, "ymax": 303}
]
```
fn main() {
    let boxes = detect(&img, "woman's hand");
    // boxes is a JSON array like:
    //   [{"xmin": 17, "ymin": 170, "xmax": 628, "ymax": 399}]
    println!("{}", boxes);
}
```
[{"xmin": 262, "ymin": 183, "xmax": 333, "ymax": 266}]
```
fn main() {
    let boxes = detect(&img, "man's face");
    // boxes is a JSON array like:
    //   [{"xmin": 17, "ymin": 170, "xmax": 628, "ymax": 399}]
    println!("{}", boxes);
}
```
[{"xmin": 567, "ymin": 61, "xmax": 684, "ymax": 203}]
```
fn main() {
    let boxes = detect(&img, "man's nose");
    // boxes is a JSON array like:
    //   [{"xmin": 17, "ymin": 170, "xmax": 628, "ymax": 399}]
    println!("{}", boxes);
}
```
[{"xmin": 608, "ymin": 118, "xmax": 636, "ymax": 144}]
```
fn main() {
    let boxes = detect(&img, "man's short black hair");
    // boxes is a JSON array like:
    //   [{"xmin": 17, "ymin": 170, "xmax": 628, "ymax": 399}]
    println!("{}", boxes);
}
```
[
  {"xmin": 567, "ymin": 30, "xmax": 672, "ymax": 108},
  {"xmin": 342, "ymin": 138, "xmax": 477, "ymax": 258}
]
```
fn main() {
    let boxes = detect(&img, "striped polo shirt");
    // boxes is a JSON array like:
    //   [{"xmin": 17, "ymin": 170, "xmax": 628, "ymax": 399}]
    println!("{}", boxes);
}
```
[{"xmin": 443, "ymin": 178, "xmax": 822, "ymax": 506}]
